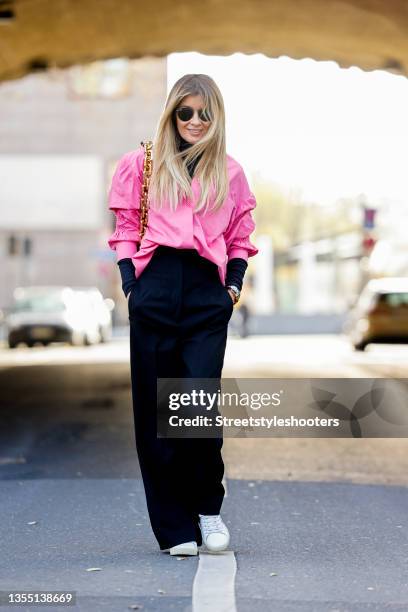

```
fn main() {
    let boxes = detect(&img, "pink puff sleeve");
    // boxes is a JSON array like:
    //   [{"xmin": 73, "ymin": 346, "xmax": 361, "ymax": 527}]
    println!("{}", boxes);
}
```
[
  {"xmin": 224, "ymin": 164, "xmax": 259, "ymax": 261},
  {"xmin": 107, "ymin": 147, "xmax": 144, "ymax": 260}
]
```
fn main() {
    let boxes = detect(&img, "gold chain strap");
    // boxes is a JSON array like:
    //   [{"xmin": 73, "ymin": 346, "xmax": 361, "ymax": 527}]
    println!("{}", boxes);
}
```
[{"xmin": 139, "ymin": 140, "xmax": 153, "ymax": 240}]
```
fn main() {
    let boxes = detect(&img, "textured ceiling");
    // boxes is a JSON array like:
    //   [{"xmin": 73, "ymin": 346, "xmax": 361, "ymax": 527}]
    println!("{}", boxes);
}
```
[{"xmin": 0, "ymin": 0, "xmax": 407, "ymax": 82}]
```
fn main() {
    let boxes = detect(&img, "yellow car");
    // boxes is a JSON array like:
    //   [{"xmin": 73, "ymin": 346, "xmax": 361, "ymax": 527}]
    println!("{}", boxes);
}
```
[{"xmin": 344, "ymin": 277, "xmax": 408, "ymax": 351}]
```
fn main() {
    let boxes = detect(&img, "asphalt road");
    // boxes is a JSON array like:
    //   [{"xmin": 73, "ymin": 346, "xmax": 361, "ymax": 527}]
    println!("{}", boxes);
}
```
[{"xmin": 1, "ymin": 335, "xmax": 408, "ymax": 611}]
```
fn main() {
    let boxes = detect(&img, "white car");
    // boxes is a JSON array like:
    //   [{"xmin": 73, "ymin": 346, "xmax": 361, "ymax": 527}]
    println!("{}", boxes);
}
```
[
  {"xmin": 6, "ymin": 286, "xmax": 114, "ymax": 348},
  {"xmin": 72, "ymin": 286, "xmax": 114, "ymax": 343}
]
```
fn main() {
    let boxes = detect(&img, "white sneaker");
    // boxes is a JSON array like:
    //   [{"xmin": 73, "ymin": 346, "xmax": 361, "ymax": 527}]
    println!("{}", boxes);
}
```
[
  {"xmin": 199, "ymin": 514, "xmax": 230, "ymax": 552},
  {"xmin": 163, "ymin": 541, "xmax": 198, "ymax": 556}
]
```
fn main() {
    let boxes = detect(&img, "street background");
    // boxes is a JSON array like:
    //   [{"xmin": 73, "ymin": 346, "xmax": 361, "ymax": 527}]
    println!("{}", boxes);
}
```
[{"xmin": 2, "ymin": 10, "xmax": 408, "ymax": 609}]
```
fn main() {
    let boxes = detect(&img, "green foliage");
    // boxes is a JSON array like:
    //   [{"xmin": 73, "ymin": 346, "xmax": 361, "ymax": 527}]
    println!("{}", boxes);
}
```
[{"xmin": 252, "ymin": 173, "xmax": 362, "ymax": 249}]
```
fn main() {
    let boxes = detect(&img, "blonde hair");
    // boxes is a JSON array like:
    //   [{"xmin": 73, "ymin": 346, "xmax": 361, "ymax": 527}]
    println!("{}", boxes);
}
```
[{"xmin": 148, "ymin": 74, "xmax": 229, "ymax": 214}]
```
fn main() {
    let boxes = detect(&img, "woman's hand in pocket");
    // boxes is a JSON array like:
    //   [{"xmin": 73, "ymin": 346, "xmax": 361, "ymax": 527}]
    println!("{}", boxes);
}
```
[
  {"xmin": 226, "ymin": 288, "xmax": 236, "ymax": 305},
  {"xmin": 126, "ymin": 281, "xmax": 139, "ymax": 306}
]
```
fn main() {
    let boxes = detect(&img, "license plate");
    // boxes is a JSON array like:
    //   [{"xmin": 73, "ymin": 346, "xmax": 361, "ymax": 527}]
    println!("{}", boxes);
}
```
[{"xmin": 30, "ymin": 327, "xmax": 53, "ymax": 339}]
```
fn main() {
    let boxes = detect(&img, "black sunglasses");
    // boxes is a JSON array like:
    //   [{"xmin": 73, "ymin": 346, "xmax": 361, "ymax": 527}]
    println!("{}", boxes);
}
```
[{"xmin": 174, "ymin": 106, "xmax": 212, "ymax": 123}]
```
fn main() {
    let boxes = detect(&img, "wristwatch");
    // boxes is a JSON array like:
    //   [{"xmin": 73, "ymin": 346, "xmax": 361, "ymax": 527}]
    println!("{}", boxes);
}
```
[{"xmin": 226, "ymin": 285, "xmax": 240, "ymax": 304}]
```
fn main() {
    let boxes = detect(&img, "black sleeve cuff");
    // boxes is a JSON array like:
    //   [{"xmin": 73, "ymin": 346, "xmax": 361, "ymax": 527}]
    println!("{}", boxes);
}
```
[
  {"xmin": 117, "ymin": 258, "xmax": 138, "ymax": 297},
  {"xmin": 225, "ymin": 257, "xmax": 248, "ymax": 292}
]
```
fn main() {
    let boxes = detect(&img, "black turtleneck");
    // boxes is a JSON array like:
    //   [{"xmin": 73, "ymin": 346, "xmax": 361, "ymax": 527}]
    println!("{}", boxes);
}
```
[
  {"xmin": 117, "ymin": 136, "xmax": 248, "ymax": 297},
  {"xmin": 178, "ymin": 134, "xmax": 201, "ymax": 177}
]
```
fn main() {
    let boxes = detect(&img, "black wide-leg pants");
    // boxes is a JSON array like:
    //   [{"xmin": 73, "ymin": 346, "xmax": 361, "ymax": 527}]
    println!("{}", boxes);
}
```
[{"xmin": 128, "ymin": 245, "xmax": 234, "ymax": 550}]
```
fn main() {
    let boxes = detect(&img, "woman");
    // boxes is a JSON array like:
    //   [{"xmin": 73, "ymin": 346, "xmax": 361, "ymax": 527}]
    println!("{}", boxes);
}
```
[{"xmin": 107, "ymin": 74, "xmax": 258, "ymax": 556}]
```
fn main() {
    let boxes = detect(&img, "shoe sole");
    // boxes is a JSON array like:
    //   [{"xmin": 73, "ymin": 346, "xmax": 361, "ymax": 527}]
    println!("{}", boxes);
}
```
[{"xmin": 163, "ymin": 542, "xmax": 198, "ymax": 556}]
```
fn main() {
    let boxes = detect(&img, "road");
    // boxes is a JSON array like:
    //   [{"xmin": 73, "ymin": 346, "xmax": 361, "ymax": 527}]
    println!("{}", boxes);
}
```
[{"xmin": 1, "ymin": 334, "xmax": 408, "ymax": 611}]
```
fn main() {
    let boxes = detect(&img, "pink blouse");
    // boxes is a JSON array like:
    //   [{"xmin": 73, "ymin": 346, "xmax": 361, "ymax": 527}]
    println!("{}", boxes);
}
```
[{"xmin": 107, "ymin": 143, "xmax": 258, "ymax": 285}]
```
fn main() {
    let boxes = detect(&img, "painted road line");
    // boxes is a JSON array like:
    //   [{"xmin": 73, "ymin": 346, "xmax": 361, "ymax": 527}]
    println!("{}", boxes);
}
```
[{"xmin": 192, "ymin": 550, "xmax": 237, "ymax": 612}]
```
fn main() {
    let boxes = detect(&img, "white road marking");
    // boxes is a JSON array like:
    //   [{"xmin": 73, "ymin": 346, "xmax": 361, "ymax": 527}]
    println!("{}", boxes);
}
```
[{"xmin": 192, "ymin": 550, "xmax": 237, "ymax": 612}]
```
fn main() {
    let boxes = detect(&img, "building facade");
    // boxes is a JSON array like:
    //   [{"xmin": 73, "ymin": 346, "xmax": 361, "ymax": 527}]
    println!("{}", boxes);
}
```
[{"xmin": 0, "ymin": 57, "xmax": 167, "ymax": 323}]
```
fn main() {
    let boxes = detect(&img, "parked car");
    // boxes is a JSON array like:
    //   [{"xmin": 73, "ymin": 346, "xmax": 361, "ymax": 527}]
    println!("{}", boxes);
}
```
[
  {"xmin": 5, "ymin": 286, "xmax": 114, "ymax": 349},
  {"xmin": 72, "ymin": 287, "xmax": 114, "ymax": 343},
  {"xmin": 343, "ymin": 277, "xmax": 408, "ymax": 351}
]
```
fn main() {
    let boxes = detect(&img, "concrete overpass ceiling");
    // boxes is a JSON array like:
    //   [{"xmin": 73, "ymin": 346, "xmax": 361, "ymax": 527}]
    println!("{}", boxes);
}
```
[{"xmin": 0, "ymin": 0, "xmax": 406, "ymax": 82}]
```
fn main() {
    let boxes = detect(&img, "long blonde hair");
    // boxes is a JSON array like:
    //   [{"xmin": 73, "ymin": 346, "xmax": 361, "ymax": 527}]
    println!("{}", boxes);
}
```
[{"xmin": 148, "ymin": 74, "xmax": 229, "ymax": 214}]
